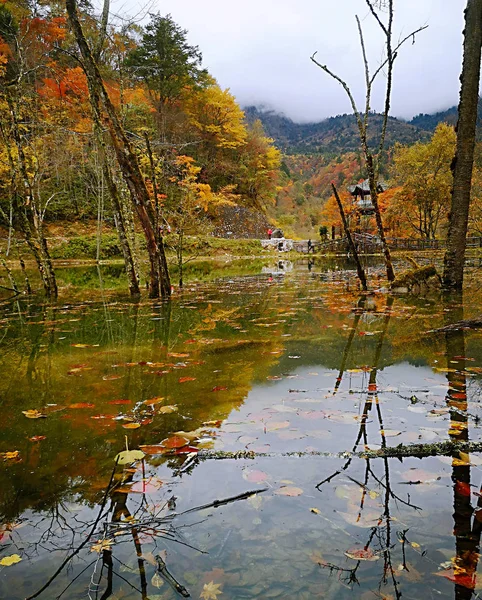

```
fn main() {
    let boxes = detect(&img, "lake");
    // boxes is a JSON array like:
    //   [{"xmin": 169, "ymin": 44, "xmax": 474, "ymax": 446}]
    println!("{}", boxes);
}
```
[{"xmin": 1, "ymin": 259, "xmax": 482, "ymax": 600}]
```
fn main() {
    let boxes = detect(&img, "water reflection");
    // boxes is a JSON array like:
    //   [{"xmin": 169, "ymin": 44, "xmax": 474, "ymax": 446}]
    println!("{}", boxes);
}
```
[{"xmin": 2, "ymin": 267, "xmax": 482, "ymax": 598}]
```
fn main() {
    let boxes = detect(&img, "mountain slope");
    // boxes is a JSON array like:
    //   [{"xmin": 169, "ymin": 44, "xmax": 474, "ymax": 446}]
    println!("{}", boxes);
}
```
[{"xmin": 244, "ymin": 106, "xmax": 430, "ymax": 153}]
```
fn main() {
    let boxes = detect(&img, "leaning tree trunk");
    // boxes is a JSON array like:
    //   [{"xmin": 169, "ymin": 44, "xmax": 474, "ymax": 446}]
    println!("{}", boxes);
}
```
[
  {"xmin": 331, "ymin": 183, "xmax": 368, "ymax": 291},
  {"xmin": 66, "ymin": 0, "xmax": 171, "ymax": 298},
  {"xmin": 443, "ymin": 0, "xmax": 482, "ymax": 290}
]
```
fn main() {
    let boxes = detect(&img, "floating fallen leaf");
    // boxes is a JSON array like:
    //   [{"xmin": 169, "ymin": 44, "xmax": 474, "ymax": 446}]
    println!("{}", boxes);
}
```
[
  {"xmin": 168, "ymin": 352, "xmax": 190, "ymax": 358},
  {"xmin": 115, "ymin": 449, "xmax": 145, "ymax": 465},
  {"xmin": 265, "ymin": 420, "xmax": 290, "ymax": 431},
  {"xmin": 344, "ymin": 546, "xmax": 379, "ymax": 561},
  {"xmin": 455, "ymin": 480, "xmax": 471, "ymax": 497},
  {"xmin": 91, "ymin": 539, "xmax": 114, "ymax": 553},
  {"xmin": 151, "ymin": 572, "xmax": 164, "ymax": 588},
  {"xmin": 380, "ymin": 429, "xmax": 402, "ymax": 437},
  {"xmin": 161, "ymin": 435, "xmax": 189, "ymax": 449},
  {"xmin": 436, "ymin": 568, "xmax": 475, "ymax": 589},
  {"xmin": 200, "ymin": 581, "xmax": 223, "ymax": 600},
  {"xmin": 69, "ymin": 403, "xmax": 95, "ymax": 409},
  {"xmin": 1, "ymin": 451, "xmax": 19, "ymax": 460},
  {"xmin": 275, "ymin": 486, "xmax": 303, "ymax": 497},
  {"xmin": 243, "ymin": 469, "xmax": 269, "ymax": 483},
  {"xmin": 211, "ymin": 386, "xmax": 228, "ymax": 392},
  {"xmin": 142, "ymin": 397, "xmax": 164, "ymax": 406},
  {"xmin": 178, "ymin": 376, "xmax": 196, "ymax": 383},
  {"xmin": 109, "ymin": 399, "xmax": 132, "ymax": 405},
  {"xmin": 139, "ymin": 445, "xmax": 168, "ymax": 455},
  {"xmin": 29, "ymin": 436, "xmax": 46, "ymax": 442},
  {"xmin": 158, "ymin": 405, "xmax": 178, "ymax": 414},
  {"xmin": 122, "ymin": 423, "xmax": 141, "ymax": 430},
  {"xmin": 310, "ymin": 508, "xmax": 321, "ymax": 514},
  {"xmin": 0, "ymin": 554, "xmax": 22, "ymax": 566},
  {"xmin": 103, "ymin": 374, "xmax": 122, "ymax": 381},
  {"xmin": 22, "ymin": 409, "xmax": 46, "ymax": 419}
]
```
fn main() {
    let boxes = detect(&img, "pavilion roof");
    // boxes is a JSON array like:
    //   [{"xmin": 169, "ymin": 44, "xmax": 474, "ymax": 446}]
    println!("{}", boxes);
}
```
[{"xmin": 347, "ymin": 179, "xmax": 388, "ymax": 196}]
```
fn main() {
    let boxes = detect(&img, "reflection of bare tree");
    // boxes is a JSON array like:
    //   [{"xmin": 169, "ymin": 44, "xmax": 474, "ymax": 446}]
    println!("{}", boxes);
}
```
[
  {"xmin": 25, "ymin": 455, "xmax": 265, "ymax": 600},
  {"xmin": 316, "ymin": 295, "xmax": 415, "ymax": 598}
]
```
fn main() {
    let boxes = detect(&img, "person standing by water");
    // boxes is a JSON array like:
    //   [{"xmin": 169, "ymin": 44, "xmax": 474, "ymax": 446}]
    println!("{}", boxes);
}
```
[
  {"xmin": 267, "ymin": 228, "xmax": 273, "ymax": 240},
  {"xmin": 307, "ymin": 239, "xmax": 313, "ymax": 253}
]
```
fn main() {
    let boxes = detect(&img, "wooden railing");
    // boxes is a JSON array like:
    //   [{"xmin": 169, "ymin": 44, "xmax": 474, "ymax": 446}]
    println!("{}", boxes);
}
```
[{"xmin": 317, "ymin": 236, "xmax": 482, "ymax": 253}]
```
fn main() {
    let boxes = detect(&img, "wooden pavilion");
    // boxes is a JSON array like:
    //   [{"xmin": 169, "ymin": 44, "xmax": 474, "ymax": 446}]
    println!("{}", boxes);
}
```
[{"xmin": 347, "ymin": 180, "xmax": 387, "ymax": 215}]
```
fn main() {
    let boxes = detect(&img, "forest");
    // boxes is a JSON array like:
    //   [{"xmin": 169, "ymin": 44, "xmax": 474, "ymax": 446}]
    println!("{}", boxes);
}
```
[{"xmin": 3, "ymin": 2, "xmax": 482, "ymax": 599}]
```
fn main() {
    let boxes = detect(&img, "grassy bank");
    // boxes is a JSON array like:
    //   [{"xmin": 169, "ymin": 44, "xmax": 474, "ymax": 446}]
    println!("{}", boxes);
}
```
[{"xmin": 46, "ymin": 233, "xmax": 270, "ymax": 261}]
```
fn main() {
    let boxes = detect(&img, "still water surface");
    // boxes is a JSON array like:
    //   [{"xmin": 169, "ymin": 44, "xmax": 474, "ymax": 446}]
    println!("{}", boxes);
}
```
[{"xmin": 1, "ymin": 260, "xmax": 482, "ymax": 599}]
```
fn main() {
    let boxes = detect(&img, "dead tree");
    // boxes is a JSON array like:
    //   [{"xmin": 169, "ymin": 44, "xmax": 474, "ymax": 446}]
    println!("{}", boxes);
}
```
[{"xmin": 311, "ymin": 0, "xmax": 427, "ymax": 284}]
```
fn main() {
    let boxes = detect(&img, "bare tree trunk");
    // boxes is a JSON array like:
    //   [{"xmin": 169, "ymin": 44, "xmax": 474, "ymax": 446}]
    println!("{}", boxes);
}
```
[
  {"xmin": 443, "ymin": 0, "xmax": 482, "ymax": 290},
  {"xmin": 331, "ymin": 183, "xmax": 368, "ymax": 291},
  {"xmin": 65, "ymin": 0, "xmax": 171, "ymax": 298}
]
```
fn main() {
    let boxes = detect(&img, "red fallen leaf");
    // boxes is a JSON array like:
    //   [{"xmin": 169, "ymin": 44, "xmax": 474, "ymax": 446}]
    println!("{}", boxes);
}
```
[
  {"xmin": 243, "ymin": 469, "xmax": 269, "ymax": 483},
  {"xmin": 108, "ymin": 399, "xmax": 132, "ymax": 405},
  {"xmin": 69, "ymin": 403, "xmax": 95, "ymax": 409},
  {"xmin": 90, "ymin": 414, "xmax": 114, "ymax": 420},
  {"xmin": 359, "ymin": 331, "xmax": 367, "ymax": 336},
  {"xmin": 29, "ymin": 436, "xmax": 46, "ymax": 442},
  {"xmin": 435, "ymin": 569, "xmax": 475, "ymax": 589},
  {"xmin": 160, "ymin": 435, "xmax": 190, "ymax": 449},
  {"xmin": 450, "ymin": 392, "xmax": 467, "ymax": 400},
  {"xmin": 178, "ymin": 377, "xmax": 196, "ymax": 383},
  {"xmin": 140, "ymin": 418, "xmax": 153, "ymax": 426},
  {"xmin": 212, "ymin": 386, "xmax": 228, "ymax": 392},
  {"xmin": 455, "ymin": 481, "xmax": 472, "ymax": 497},
  {"xmin": 138, "ymin": 361, "xmax": 148, "ymax": 366},
  {"xmin": 185, "ymin": 339, "xmax": 197, "ymax": 344},
  {"xmin": 173, "ymin": 446, "xmax": 199, "ymax": 454},
  {"xmin": 368, "ymin": 383, "xmax": 377, "ymax": 392},
  {"xmin": 139, "ymin": 445, "xmax": 169, "ymax": 455},
  {"xmin": 344, "ymin": 546, "xmax": 379, "ymax": 561}
]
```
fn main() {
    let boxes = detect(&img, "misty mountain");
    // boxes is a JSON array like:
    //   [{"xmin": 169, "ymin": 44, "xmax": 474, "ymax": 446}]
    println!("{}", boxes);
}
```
[{"xmin": 244, "ymin": 101, "xmax": 482, "ymax": 154}]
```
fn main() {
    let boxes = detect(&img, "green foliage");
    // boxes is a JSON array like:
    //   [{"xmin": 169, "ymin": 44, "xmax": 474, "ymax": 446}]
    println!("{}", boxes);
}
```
[
  {"xmin": 51, "ymin": 234, "xmax": 123, "ymax": 259},
  {"xmin": 125, "ymin": 13, "xmax": 209, "ymax": 105}
]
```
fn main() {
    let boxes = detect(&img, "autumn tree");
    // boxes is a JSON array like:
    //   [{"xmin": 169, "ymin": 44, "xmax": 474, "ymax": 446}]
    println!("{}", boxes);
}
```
[
  {"xmin": 390, "ymin": 123, "xmax": 456, "ymax": 239},
  {"xmin": 0, "ymin": 3, "xmax": 66, "ymax": 297},
  {"xmin": 443, "ymin": 0, "xmax": 482, "ymax": 290},
  {"xmin": 237, "ymin": 120, "xmax": 281, "ymax": 210}
]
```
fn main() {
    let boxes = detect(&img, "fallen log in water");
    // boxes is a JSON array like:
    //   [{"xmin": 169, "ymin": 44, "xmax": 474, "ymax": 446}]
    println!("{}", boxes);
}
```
[
  {"xmin": 194, "ymin": 440, "xmax": 482, "ymax": 461},
  {"xmin": 428, "ymin": 317, "xmax": 482, "ymax": 333}
]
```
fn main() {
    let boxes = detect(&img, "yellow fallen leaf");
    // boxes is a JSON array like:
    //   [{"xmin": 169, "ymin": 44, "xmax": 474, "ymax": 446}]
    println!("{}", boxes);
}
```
[
  {"xmin": 122, "ymin": 423, "xmax": 141, "ymax": 429},
  {"xmin": 2, "ymin": 451, "xmax": 19, "ymax": 460},
  {"xmin": 143, "ymin": 397, "xmax": 164, "ymax": 406},
  {"xmin": 200, "ymin": 581, "xmax": 223, "ymax": 600},
  {"xmin": 0, "ymin": 554, "xmax": 22, "ymax": 566},
  {"xmin": 91, "ymin": 539, "xmax": 114, "ymax": 553},
  {"xmin": 158, "ymin": 405, "xmax": 178, "ymax": 414},
  {"xmin": 310, "ymin": 507, "xmax": 321, "ymax": 514},
  {"xmin": 22, "ymin": 410, "xmax": 46, "ymax": 419}
]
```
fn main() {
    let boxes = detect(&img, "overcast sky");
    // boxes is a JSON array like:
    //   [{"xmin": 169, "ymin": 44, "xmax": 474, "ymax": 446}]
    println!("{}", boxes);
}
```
[{"xmin": 109, "ymin": 0, "xmax": 466, "ymax": 123}]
